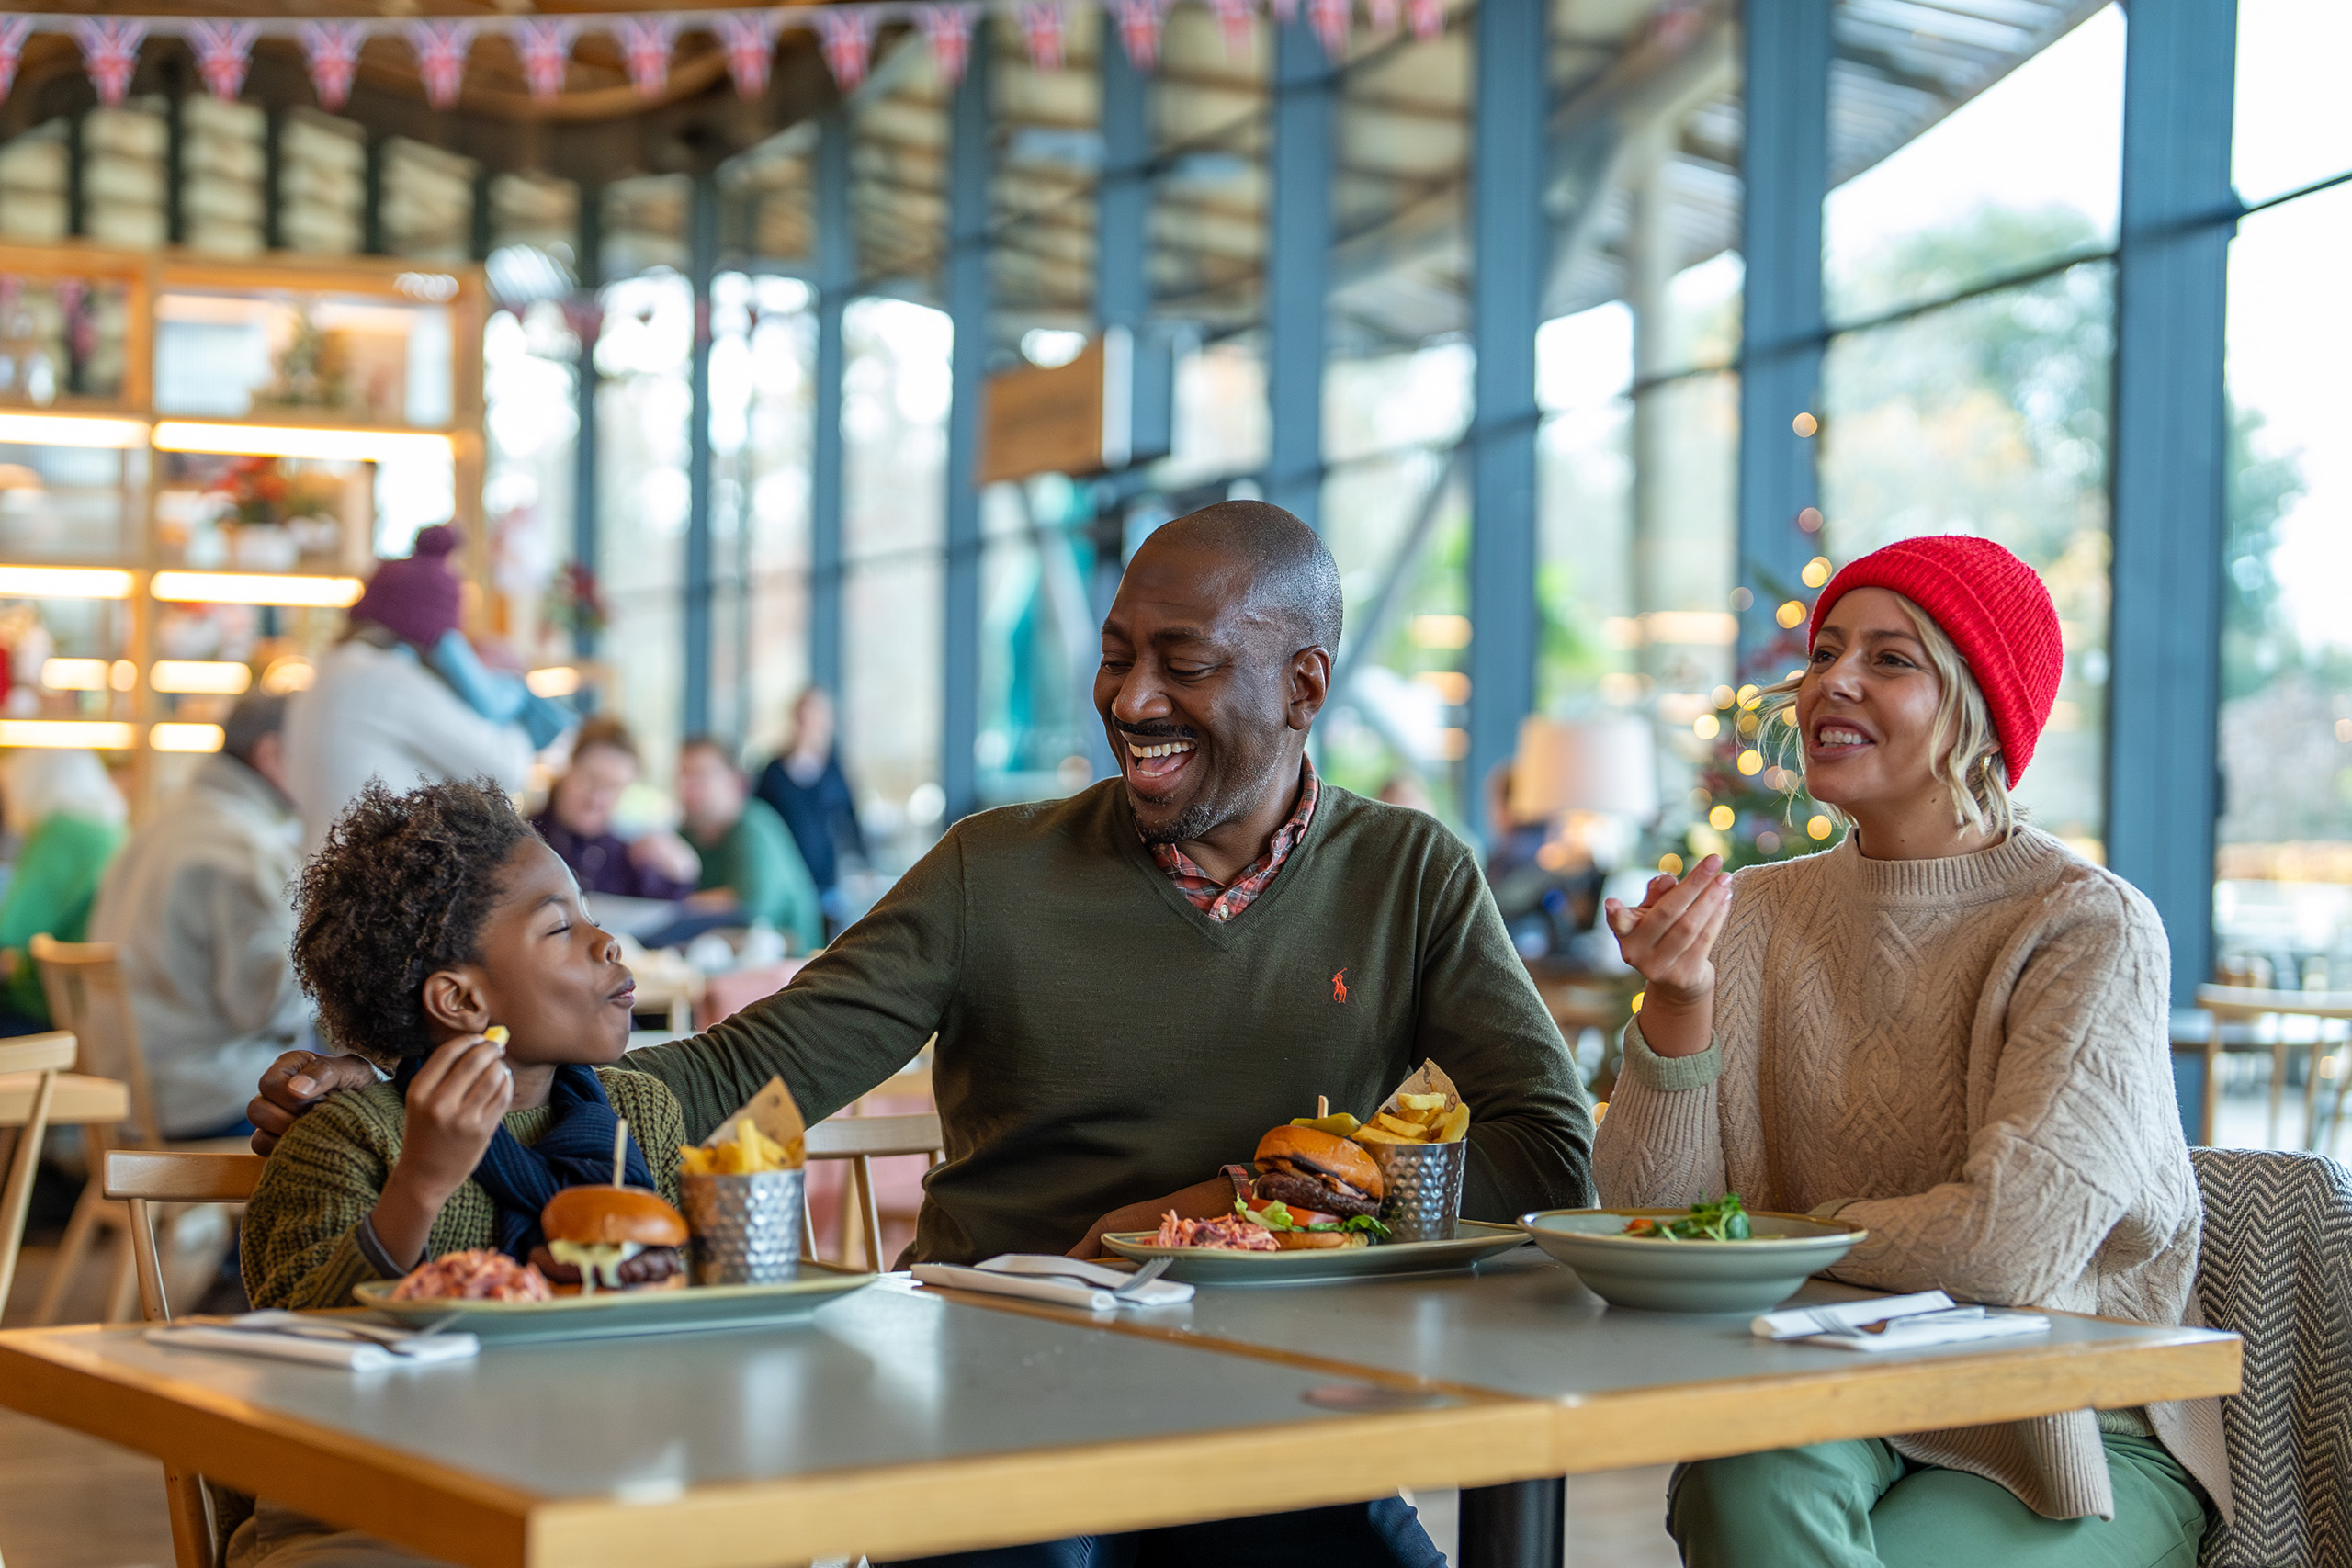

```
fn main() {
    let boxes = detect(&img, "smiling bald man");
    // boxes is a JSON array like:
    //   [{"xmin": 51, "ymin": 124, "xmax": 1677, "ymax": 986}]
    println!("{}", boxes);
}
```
[{"xmin": 250, "ymin": 501, "xmax": 1591, "ymax": 1566}]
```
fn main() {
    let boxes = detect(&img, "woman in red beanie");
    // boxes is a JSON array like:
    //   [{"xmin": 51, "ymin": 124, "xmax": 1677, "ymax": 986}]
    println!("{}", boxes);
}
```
[{"xmin": 1594, "ymin": 536, "xmax": 2228, "ymax": 1567}]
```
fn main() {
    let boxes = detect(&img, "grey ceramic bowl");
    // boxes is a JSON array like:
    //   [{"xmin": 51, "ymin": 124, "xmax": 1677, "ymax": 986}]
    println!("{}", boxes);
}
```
[{"xmin": 1520, "ymin": 1207, "xmax": 1866, "ymax": 1314}]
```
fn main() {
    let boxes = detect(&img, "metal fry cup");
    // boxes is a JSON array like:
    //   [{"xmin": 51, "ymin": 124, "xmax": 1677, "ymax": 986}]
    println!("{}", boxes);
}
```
[
  {"xmin": 680, "ymin": 1168, "xmax": 804, "ymax": 1286},
  {"xmin": 1365, "ymin": 1138, "xmax": 1467, "ymax": 1243}
]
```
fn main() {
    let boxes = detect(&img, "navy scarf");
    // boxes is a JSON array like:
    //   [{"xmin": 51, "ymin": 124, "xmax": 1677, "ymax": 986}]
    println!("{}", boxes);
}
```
[{"xmin": 393, "ymin": 1056, "xmax": 655, "ymax": 1262}]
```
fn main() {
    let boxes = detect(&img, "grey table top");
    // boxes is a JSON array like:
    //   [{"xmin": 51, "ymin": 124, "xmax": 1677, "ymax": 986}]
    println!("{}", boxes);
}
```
[
  {"xmin": 0, "ymin": 1280, "xmax": 1547, "ymax": 1567},
  {"xmin": 927, "ymin": 1245, "xmax": 2243, "ymax": 1473},
  {"xmin": 1095, "ymin": 1245, "xmax": 2233, "ymax": 1403}
]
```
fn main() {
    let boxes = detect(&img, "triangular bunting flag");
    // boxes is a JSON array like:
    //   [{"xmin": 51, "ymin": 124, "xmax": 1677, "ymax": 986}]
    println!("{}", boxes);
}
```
[
  {"xmin": 1113, "ymin": 0, "xmax": 1164, "ymax": 71},
  {"xmin": 1020, "ymin": 1, "xmax": 1066, "ymax": 71},
  {"xmin": 715, "ymin": 13, "xmax": 778, "ymax": 98},
  {"xmin": 72, "ymin": 18, "xmax": 148, "ymax": 107},
  {"xmin": 919, "ymin": 6, "xmax": 975, "ymax": 89},
  {"xmin": 188, "ymin": 20, "xmax": 259, "ymax": 101},
  {"xmin": 300, "ymin": 20, "xmax": 367, "ymax": 111},
  {"xmin": 514, "ymin": 18, "xmax": 580, "ymax": 102},
  {"xmin": 1308, "ymin": 0, "xmax": 1349, "ymax": 58},
  {"xmin": 1407, "ymin": 0, "xmax": 1443, "ymax": 41},
  {"xmin": 404, "ymin": 18, "xmax": 477, "ymax": 110},
  {"xmin": 0, "ymin": 17, "xmax": 34, "ymax": 105},
  {"xmin": 816, "ymin": 8, "xmax": 876, "ymax": 90},
  {"xmin": 615, "ymin": 16, "xmax": 678, "ymax": 98},
  {"xmin": 1210, "ymin": 0, "xmax": 1255, "ymax": 58}
]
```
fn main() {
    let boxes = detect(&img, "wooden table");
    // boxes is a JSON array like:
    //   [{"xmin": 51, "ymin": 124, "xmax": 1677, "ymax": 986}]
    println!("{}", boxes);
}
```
[
  {"xmin": 924, "ymin": 1250, "xmax": 2243, "ymax": 1563},
  {"xmin": 0, "ymin": 1250, "xmax": 2241, "ymax": 1568}
]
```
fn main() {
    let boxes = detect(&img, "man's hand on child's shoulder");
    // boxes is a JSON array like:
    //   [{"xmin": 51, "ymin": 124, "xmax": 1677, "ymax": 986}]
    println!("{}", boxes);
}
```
[{"xmin": 249, "ymin": 1050, "xmax": 379, "ymax": 1156}]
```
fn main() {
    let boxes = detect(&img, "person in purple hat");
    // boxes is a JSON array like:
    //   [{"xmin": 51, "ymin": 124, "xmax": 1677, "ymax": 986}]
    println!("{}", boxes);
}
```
[{"xmin": 282, "ymin": 526, "xmax": 557, "ymax": 852}]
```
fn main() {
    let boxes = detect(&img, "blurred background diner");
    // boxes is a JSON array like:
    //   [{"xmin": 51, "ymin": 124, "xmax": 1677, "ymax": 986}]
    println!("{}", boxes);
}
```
[{"xmin": 0, "ymin": 1, "xmax": 2342, "ymax": 1564}]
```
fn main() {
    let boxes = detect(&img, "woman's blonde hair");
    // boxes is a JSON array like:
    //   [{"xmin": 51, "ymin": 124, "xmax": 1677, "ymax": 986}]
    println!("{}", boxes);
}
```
[{"xmin": 1760, "ymin": 592, "xmax": 2016, "ymax": 840}]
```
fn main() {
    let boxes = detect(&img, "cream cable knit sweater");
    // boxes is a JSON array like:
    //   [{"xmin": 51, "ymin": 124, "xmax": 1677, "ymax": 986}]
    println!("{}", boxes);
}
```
[{"xmin": 1593, "ymin": 826, "xmax": 2232, "ymax": 1524}]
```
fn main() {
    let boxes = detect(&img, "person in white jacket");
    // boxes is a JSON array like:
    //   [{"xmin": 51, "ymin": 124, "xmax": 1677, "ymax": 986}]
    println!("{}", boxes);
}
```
[
  {"xmin": 282, "ymin": 526, "xmax": 540, "ymax": 852},
  {"xmin": 90, "ymin": 695, "xmax": 309, "ymax": 1138}
]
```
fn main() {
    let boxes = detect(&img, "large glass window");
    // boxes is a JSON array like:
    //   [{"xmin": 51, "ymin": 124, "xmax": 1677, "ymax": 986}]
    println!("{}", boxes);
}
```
[{"xmin": 2217, "ymin": 179, "xmax": 2352, "ymax": 986}]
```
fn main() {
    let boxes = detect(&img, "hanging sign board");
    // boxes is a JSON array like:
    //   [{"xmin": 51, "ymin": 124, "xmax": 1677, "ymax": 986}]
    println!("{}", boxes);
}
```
[{"xmin": 977, "ymin": 326, "xmax": 1171, "ymax": 487}]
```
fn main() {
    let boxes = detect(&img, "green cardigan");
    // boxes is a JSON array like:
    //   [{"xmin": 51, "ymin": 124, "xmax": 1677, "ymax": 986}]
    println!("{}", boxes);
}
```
[
  {"xmin": 0, "ymin": 812, "xmax": 123, "ymax": 1021},
  {"xmin": 241, "ymin": 1067, "xmax": 685, "ymax": 1309}
]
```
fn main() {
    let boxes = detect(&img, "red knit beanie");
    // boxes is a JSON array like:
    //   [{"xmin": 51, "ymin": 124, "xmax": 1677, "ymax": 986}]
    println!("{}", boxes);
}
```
[
  {"xmin": 1806, "ymin": 535, "xmax": 2064, "ymax": 787},
  {"xmin": 350, "ymin": 525, "xmax": 463, "ymax": 649}
]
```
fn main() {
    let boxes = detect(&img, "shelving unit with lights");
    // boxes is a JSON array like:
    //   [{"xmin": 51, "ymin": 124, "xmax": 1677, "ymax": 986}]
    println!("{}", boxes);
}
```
[{"xmin": 0, "ymin": 240, "xmax": 486, "ymax": 803}]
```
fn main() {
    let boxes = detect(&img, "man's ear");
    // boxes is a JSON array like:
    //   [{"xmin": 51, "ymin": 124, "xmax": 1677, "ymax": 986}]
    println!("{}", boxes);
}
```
[
  {"xmin": 420, "ymin": 967, "xmax": 492, "ymax": 1036},
  {"xmin": 1287, "ymin": 645, "xmax": 1332, "ymax": 731}
]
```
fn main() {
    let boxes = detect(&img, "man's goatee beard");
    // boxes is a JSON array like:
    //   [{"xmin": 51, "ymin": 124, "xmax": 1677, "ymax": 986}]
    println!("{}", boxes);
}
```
[{"xmin": 1136, "ymin": 799, "xmax": 1218, "ymax": 846}]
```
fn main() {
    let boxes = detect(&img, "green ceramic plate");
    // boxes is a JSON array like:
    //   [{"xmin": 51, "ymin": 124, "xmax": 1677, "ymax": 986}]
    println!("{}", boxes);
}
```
[
  {"xmin": 1099, "ymin": 1220, "xmax": 1530, "ymax": 1284},
  {"xmin": 1520, "ymin": 1208, "xmax": 1866, "ymax": 1314},
  {"xmin": 353, "ymin": 1263, "xmax": 876, "ymax": 1343}
]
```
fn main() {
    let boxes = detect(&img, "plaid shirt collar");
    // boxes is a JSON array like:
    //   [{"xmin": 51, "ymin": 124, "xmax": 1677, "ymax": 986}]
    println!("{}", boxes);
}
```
[{"xmin": 1148, "ymin": 759, "xmax": 1320, "ymax": 924}]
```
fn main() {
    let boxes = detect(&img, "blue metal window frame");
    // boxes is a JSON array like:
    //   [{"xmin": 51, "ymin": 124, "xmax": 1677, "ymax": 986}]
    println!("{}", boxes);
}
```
[{"xmin": 942, "ymin": 25, "xmax": 994, "ymax": 823}]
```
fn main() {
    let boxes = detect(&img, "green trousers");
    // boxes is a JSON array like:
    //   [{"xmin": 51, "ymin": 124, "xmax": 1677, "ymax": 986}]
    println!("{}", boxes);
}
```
[{"xmin": 1668, "ymin": 1433, "xmax": 2208, "ymax": 1568}]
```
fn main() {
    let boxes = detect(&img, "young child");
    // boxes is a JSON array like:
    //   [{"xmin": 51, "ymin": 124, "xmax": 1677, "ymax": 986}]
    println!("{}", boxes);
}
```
[
  {"xmin": 229, "ymin": 778, "xmax": 686, "ymax": 1568},
  {"xmin": 242, "ymin": 775, "xmax": 684, "ymax": 1311}
]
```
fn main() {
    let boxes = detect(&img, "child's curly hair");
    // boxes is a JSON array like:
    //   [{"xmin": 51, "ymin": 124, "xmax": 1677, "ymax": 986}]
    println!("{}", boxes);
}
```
[{"xmin": 292, "ymin": 777, "xmax": 538, "ymax": 1066}]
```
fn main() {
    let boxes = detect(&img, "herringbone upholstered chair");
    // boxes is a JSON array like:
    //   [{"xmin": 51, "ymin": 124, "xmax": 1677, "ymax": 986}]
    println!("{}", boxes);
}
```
[{"xmin": 2190, "ymin": 1146, "xmax": 2352, "ymax": 1568}]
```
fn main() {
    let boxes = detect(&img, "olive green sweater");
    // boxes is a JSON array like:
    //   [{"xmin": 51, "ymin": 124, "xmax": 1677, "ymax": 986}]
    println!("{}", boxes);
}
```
[
  {"xmin": 622, "ymin": 779, "xmax": 1595, "ymax": 1265},
  {"xmin": 242, "ymin": 1068, "xmax": 685, "ymax": 1309}
]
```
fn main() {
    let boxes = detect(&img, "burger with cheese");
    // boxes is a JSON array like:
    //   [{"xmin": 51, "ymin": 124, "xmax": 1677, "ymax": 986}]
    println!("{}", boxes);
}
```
[
  {"xmin": 532, "ymin": 1186, "xmax": 688, "ymax": 1292},
  {"xmin": 1236, "ymin": 1126, "xmax": 1390, "ymax": 1249}
]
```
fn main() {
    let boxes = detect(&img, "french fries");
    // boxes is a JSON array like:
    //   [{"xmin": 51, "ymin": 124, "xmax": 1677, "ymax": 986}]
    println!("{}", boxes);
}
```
[
  {"xmin": 1345, "ymin": 1086, "xmax": 1467, "ymax": 1146},
  {"xmin": 678, "ymin": 1119, "xmax": 804, "ymax": 1176}
]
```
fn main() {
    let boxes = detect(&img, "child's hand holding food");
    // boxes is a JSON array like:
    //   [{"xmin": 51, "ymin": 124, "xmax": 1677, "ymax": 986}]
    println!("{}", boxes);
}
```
[{"xmin": 372, "ymin": 1029, "xmax": 512, "ymax": 1268}]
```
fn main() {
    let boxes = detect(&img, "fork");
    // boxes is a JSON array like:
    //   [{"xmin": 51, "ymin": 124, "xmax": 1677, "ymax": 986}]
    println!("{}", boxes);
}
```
[{"xmin": 1113, "ymin": 1257, "xmax": 1175, "ymax": 1299}]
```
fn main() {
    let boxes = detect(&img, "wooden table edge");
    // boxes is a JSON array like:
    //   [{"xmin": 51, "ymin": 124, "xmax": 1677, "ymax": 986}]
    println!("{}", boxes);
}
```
[
  {"xmin": 0, "ymin": 1317, "xmax": 1560, "ymax": 1568},
  {"xmin": 0, "ymin": 1328, "xmax": 537, "ymax": 1567},
  {"xmin": 919, "ymin": 1283, "xmax": 2245, "ymax": 1473}
]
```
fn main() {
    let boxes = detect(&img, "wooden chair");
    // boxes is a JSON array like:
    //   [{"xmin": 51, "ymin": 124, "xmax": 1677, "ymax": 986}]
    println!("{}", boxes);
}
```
[
  {"xmin": 802, "ymin": 1111, "xmax": 942, "ymax": 1272},
  {"xmin": 0, "ymin": 1031, "xmax": 79, "ymax": 1319},
  {"xmin": 30, "ymin": 936, "xmax": 249, "ymax": 1325},
  {"xmin": 107, "ymin": 1149, "xmax": 266, "ymax": 1568},
  {"xmin": 2190, "ymin": 985, "xmax": 2352, "ymax": 1151}
]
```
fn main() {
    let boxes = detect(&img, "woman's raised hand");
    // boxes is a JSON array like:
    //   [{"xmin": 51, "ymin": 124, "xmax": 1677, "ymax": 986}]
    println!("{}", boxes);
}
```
[{"xmin": 1602, "ymin": 855, "xmax": 1734, "ymax": 1060}]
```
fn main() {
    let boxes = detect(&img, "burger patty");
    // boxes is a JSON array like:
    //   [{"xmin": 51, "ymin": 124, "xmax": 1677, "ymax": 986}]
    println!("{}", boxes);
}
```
[
  {"xmin": 1254, "ymin": 1168, "xmax": 1380, "ymax": 1220},
  {"xmin": 527, "ymin": 1244, "xmax": 685, "ymax": 1289}
]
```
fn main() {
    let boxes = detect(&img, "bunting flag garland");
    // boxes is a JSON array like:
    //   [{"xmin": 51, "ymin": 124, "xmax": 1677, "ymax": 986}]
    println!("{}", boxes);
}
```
[
  {"xmin": 188, "ymin": 19, "xmax": 258, "ymax": 100},
  {"xmin": 815, "ymin": 7, "xmax": 876, "ymax": 88},
  {"xmin": 1018, "ymin": 1, "xmax": 1065, "ymax": 72},
  {"xmin": 714, "ymin": 12, "xmax": 776, "ymax": 97},
  {"xmin": 0, "ymin": 2, "xmax": 1479, "ymax": 113},
  {"xmin": 1209, "ymin": 0, "xmax": 1255, "ymax": 59},
  {"xmin": 72, "ymin": 17, "xmax": 148, "ymax": 107},
  {"xmin": 1111, "ymin": 0, "xmax": 1163, "ymax": 71},
  {"xmin": 514, "ymin": 17, "xmax": 579, "ymax": 101},
  {"xmin": 299, "ymin": 19, "xmax": 365, "ymax": 111},
  {"xmin": 616, "ymin": 15, "xmax": 678, "ymax": 97},
  {"xmin": 918, "ymin": 5, "xmax": 973, "ymax": 88},
  {"xmin": 404, "ymin": 18, "xmax": 477, "ymax": 110},
  {"xmin": 0, "ymin": 17, "xmax": 31, "ymax": 104},
  {"xmin": 1307, "ymin": 0, "xmax": 1347, "ymax": 58}
]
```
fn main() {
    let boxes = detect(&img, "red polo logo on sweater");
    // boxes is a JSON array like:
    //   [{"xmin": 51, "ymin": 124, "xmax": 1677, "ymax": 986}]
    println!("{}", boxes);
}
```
[{"xmin": 1331, "ymin": 969, "xmax": 1348, "ymax": 1003}]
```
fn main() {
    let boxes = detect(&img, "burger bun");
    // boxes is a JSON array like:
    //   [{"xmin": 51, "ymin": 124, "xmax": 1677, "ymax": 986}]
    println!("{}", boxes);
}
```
[
  {"xmin": 541, "ymin": 1185, "xmax": 689, "ymax": 1247},
  {"xmin": 1252, "ymin": 1124, "xmax": 1385, "ymax": 1202}
]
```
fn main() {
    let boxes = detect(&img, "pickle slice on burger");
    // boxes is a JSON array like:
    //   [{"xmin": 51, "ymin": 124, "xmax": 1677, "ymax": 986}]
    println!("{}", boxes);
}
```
[{"xmin": 1238, "ymin": 1125, "xmax": 1391, "ymax": 1249}]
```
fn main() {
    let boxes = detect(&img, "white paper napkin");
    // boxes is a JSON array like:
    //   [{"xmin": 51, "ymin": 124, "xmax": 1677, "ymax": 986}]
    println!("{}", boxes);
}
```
[
  {"xmin": 145, "ymin": 1313, "xmax": 480, "ymax": 1371},
  {"xmin": 911, "ymin": 1254, "xmax": 1194, "ymax": 1311},
  {"xmin": 1752, "ymin": 1292, "xmax": 2049, "ymax": 1353}
]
